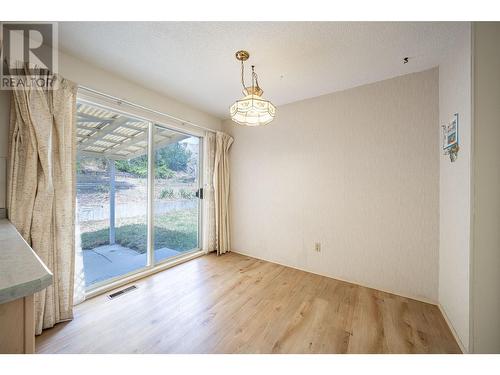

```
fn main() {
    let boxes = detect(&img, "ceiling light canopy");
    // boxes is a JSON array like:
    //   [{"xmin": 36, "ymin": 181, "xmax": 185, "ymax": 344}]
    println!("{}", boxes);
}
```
[{"xmin": 229, "ymin": 50, "xmax": 276, "ymax": 126}]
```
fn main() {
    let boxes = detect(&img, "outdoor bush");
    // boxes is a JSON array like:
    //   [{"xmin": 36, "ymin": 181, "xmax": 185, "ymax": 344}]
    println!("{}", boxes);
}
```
[
  {"xmin": 156, "ymin": 164, "xmax": 174, "ymax": 179},
  {"xmin": 159, "ymin": 188, "xmax": 175, "ymax": 199},
  {"xmin": 113, "ymin": 143, "xmax": 191, "ymax": 178},
  {"xmin": 179, "ymin": 188, "xmax": 194, "ymax": 199},
  {"xmin": 114, "ymin": 157, "xmax": 148, "ymax": 177}
]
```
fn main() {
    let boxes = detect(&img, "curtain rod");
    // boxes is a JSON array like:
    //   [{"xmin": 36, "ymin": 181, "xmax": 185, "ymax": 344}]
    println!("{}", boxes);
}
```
[{"xmin": 77, "ymin": 85, "xmax": 218, "ymax": 134}]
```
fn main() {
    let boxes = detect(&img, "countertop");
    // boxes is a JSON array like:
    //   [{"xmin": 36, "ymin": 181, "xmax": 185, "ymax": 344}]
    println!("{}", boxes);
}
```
[{"xmin": 0, "ymin": 219, "xmax": 53, "ymax": 304}]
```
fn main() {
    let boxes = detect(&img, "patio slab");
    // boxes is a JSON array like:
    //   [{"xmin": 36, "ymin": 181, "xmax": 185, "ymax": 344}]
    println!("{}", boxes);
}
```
[{"xmin": 83, "ymin": 244, "xmax": 181, "ymax": 286}]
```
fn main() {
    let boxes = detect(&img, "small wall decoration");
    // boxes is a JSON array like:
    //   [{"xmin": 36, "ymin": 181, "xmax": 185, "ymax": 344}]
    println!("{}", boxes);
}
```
[{"xmin": 442, "ymin": 113, "xmax": 459, "ymax": 162}]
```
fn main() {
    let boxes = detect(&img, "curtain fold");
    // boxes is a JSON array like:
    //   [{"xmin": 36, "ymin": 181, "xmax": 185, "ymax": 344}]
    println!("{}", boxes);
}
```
[
  {"xmin": 213, "ymin": 131, "xmax": 234, "ymax": 255},
  {"xmin": 202, "ymin": 132, "xmax": 216, "ymax": 253},
  {"xmin": 7, "ymin": 71, "xmax": 78, "ymax": 334},
  {"xmin": 73, "ymin": 198, "xmax": 86, "ymax": 305}
]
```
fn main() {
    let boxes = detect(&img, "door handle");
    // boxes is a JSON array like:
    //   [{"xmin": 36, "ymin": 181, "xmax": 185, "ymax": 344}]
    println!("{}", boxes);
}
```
[{"xmin": 195, "ymin": 188, "xmax": 204, "ymax": 199}]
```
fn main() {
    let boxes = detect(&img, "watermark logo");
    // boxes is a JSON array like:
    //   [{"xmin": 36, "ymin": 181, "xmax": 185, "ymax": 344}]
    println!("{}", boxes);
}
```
[{"xmin": 1, "ymin": 22, "xmax": 58, "ymax": 90}]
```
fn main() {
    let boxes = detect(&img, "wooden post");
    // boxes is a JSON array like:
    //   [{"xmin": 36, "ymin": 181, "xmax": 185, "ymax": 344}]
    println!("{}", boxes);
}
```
[{"xmin": 109, "ymin": 159, "xmax": 116, "ymax": 245}]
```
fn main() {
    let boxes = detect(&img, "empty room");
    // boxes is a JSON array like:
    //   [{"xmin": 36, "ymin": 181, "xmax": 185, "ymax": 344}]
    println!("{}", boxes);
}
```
[{"xmin": 1, "ymin": 1, "xmax": 500, "ymax": 372}]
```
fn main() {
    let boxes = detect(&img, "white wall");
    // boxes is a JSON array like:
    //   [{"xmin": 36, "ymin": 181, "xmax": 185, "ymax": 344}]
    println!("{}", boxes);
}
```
[
  {"xmin": 438, "ymin": 24, "xmax": 472, "ymax": 352},
  {"xmin": 223, "ymin": 69, "xmax": 440, "ymax": 302},
  {"xmin": 471, "ymin": 22, "xmax": 500, "ymax": 354},
  {"xmin": 0, "ymin": 49, "xmax": 222, "ymax": 211},
  {"xmin": 58, "ymin": 51, "xmax": 221, "ymax": 131}
]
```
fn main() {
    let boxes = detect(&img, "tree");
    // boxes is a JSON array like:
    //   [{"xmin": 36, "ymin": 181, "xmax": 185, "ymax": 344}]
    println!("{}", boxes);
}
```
[
  {"xmin": 113, "ymin": 142, "xmax": 191, "ymax": 178},
  {"xmin": 115, "ymin": 155, "xmax": 148, "ymax": 177},
  {"xmin": 157, "ymin": 142, "xmax": 191, "ymax": 172}
]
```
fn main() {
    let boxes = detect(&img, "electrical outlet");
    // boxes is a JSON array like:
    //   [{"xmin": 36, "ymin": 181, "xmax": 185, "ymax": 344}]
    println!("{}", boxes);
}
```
[{"xmin": 314, "ymin": 242, "xmax": 321, "ymax": 252}]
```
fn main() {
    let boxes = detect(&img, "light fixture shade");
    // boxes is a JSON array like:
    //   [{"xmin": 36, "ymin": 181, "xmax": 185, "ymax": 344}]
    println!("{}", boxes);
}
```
[{"xmin": 230, "ymin": 94, "xmax": 276, "ymax": 126}]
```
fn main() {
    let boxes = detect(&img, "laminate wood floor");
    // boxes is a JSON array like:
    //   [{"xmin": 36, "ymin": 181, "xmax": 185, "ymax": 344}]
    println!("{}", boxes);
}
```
[{"xmin": 36, "ymin": 252, "xmax": 461, "ymax": 354}]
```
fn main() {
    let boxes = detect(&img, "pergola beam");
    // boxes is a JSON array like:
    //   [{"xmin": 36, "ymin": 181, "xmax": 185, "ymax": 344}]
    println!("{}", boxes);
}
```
[
  {"xmin": 80, "ymin": 117, "xmax": 129, "ymax": 146},
  {"xmin": 77, "ymin": 133, "xmax": 122, "ymax": 146},
  {"xmin": 77, "ymin": 107, "xmax": 190, "ymax": 161},
  {"xmin": 80, "ymin": 117, "xmax": 140, "ymax": 155}
]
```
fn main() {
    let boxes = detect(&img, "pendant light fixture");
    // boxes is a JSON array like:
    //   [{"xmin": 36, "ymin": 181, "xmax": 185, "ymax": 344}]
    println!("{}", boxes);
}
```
[{"xmin": 229, "ymin": 50, "xmax": 276, "ymax": 126}]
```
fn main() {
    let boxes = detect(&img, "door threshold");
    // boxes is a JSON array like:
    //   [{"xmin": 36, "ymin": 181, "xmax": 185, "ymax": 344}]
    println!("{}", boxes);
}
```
[{"xmin": 84, "ymin": 250, "xmax": 206, "ymax": 300}]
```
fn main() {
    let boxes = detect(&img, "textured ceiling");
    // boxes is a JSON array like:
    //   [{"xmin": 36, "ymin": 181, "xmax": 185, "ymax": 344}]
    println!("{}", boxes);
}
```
[{"xmin": 59, "ymin": 22, "xmax": 466, "ymax": 119}]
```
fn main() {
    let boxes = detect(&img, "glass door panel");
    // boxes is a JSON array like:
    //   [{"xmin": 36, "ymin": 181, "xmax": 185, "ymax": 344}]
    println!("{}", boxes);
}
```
[
  {"xmin": 153, "ymin": 125, "xmax": 201, "ymax": 263},
  {"xmin": 76, "ymin": 100, "xmax": 149, "ymax": 289}
]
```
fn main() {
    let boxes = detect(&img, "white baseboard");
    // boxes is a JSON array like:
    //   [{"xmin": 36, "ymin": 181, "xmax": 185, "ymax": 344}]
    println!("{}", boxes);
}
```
[
  {"xmin": 438, "ymin": 303, "xmax": 467, "ymax": 353},
  {"xmin": 231, "ymin": 250, "xmax": 437, "ymax": 306}
]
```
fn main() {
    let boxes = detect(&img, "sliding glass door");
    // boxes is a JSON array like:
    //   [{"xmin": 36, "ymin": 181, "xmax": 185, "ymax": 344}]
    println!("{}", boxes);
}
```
[{"xmin": 76, "ymin": 99, "xmax": 203, "ymax": 291}]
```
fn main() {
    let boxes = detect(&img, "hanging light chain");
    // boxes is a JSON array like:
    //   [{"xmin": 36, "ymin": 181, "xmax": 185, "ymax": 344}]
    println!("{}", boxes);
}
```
[
  {"xmin": 240, "ymin": 60, "xmax": 246, "ymax": 90},
  {"xmin": 251, "ymin": 65, "xmax": 255, "ymax": 92},
  {"xmin": 252, "ymin": 65, "xmax": 260, "ymax": 90},
  {"xmin": 240, "ymin": 60, "xmax": 261, "ymax": 93}
]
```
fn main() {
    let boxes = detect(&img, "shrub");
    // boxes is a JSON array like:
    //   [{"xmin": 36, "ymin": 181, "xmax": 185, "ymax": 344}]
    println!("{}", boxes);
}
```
[
  {"xmin": 115, "ymin": 160, "xmax": 174, "ymax": 179},
  {"xmin": 115, "ymin": 157, "xmax": 148, "ymax": 178},
  {"xmin": 179, "ymin": 188, "xmax": 194, "ymax": 199},
  {"xmin": 159, "ymin": 188, "xmax": 175, "ymax": 199},
  {"xmin": 156, "ymin": 165, "xmax": 174, "ymax": 179},
  {"xmin": 156, "ymin": 143, "xmax": 192, "ymax": 172}
]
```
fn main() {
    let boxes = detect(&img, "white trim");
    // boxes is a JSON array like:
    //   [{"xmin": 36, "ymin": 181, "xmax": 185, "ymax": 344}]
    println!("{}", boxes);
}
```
[
  {"xmin": 438, "ymin": 303, "xmax": 467, "ymax": 353},
  {"xmin": 232, "ymin": 250, "xmax": 438, "ymax": 305},
  {"xmin": 85, "ymin": 250, "xmax": 205, "ymax": 299},
  {"xmin": 198, "ymin": 137, "xmax": 204, "ymax": 252},
  {"xmin": 146, "ymin": 121, "xmax": 154, "ymax": 267}
]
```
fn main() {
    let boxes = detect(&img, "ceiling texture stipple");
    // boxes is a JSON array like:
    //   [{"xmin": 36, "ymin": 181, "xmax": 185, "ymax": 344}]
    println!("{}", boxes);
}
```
[{"xmin": 59, "ymin": 22, "xmax": 467, "ymax": 119}]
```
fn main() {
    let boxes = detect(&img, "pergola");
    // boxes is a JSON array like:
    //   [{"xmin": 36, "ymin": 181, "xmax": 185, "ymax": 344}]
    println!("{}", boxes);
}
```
[{"xmin": 76, "ymin": 101, "xmax": 188, "ymax": 244}]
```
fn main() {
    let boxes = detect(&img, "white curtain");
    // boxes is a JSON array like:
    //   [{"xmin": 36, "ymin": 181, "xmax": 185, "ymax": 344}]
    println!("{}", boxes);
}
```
[
  {"xmin": 213, "ymin": 131, "xmax": 234, "ymax": 255},
  {"xmin": 7, "ymin": 71, "xmax": 78, "ymax": 334},
  {"xmin": 202, "ymin": 132, "xmax": 216, "ymax": 253}
]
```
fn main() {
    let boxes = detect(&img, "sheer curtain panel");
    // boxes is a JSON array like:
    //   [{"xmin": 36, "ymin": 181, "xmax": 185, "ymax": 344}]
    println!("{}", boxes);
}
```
[{"xmin": 213, "ymin": 131, "xmax": 234, "ymax": 255}]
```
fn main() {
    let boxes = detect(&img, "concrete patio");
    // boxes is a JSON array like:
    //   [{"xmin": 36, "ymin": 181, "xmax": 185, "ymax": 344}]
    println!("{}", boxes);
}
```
[{"xmin": 83, "ymin": 244, "xmax": 181, "ymax": 286}]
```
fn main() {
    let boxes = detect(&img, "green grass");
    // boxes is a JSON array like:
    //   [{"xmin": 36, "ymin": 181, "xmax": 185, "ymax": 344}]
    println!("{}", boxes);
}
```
[{"xmin": 80, "ymin": 209, "xmax": 198, "ymax": 253}]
